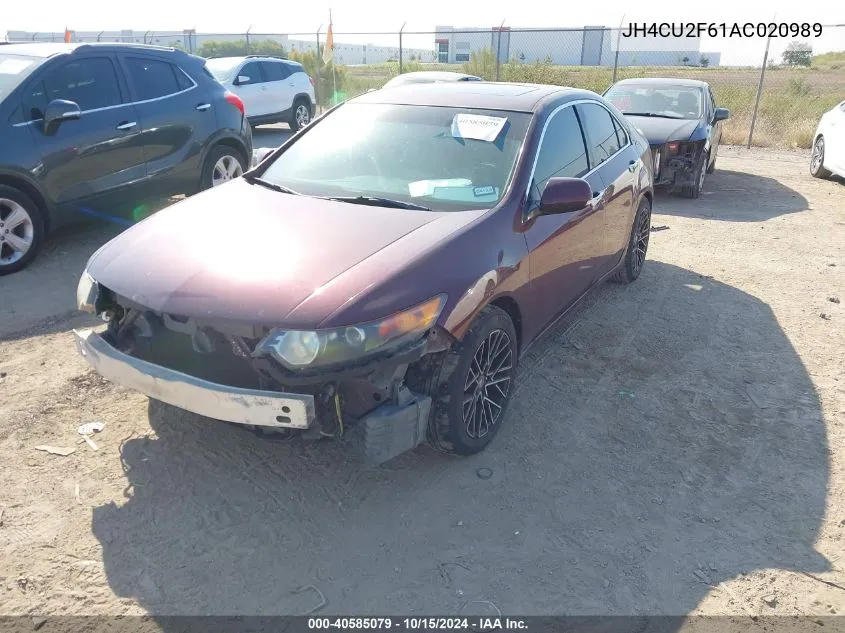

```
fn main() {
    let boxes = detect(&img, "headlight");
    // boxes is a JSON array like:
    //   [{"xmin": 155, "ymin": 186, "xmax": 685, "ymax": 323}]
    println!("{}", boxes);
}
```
[
  {"xmin": 256, "ymin": 294, "xmax": 446, "ymax": 368},
  {"xmin": 76, "ymin": 271, "xmax": 99, "ymax": 313}
]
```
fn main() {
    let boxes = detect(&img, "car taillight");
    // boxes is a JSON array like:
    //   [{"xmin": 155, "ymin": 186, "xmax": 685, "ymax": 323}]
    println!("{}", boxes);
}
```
[
  {"xmin": 667, "ymin": 141, "xmax": 680, "ymax": 154},
  {"xmin": 224, "ymin": 90, "xmax": 245, "ymax": 115},
  {"xmin": 308, "ymin": 76, "xmax": 315, "ymax": 86}
]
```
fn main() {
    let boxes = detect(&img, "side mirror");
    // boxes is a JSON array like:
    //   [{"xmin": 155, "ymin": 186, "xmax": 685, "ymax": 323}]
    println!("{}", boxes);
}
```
[
  {"xmin": 43, "ymin": 99, "xmax": 81, "ymax": 136},
  {"xmin": 235, "ymin": 75, "xmax": 250, "ymax": 85},
  {"xmin": 538, "ymin": 177, "xmax": 592, "ymax": 215},
  {"xmin": 713, "ymin": 107, "xmax": 730, "ymax": 123}
]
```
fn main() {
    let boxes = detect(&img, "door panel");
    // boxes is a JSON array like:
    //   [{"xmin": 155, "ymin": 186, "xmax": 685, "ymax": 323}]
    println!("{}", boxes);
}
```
[
  {"xmin": 120, "ymin": 55, "xmax": 218, "ymax": 197},
  {"xmin": 24, "ymin": 56, "xmax": 147, "ymax": 214},
  {"xmin": 233, "ymin": 61, "xmax": 268, "ymax": 117},
  {"xmin": 524, "ymin": 105, "xmax": 606, "ymax": 331},
  {"xmin": 262, "ymin": 61, "xmax": 294, "ymax": 115},
  {"xmin": 575, "ymin": 102, "xmax": 634, "ymax": 274}
]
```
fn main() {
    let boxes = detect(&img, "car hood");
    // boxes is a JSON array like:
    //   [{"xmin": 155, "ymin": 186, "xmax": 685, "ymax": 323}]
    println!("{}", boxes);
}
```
[
  {"xmin": 626, "ymin": 116, "xmax": 700, "ymax": 144},
  {"xmin": 87, "ymin": 178, "xmax": 485, "ymax": 328}
]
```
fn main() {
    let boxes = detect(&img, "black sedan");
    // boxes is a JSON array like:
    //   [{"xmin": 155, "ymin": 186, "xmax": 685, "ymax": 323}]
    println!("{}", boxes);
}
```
[{"xmin": 604, "ymin": 78, "xmax": 729, "ymax": 198}]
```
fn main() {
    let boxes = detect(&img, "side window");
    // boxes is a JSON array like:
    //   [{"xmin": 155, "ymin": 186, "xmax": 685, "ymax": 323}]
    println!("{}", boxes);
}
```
[
  {"xmin": 262, "ymin": 62, "xmax": 290, "ymax": 81},
  {"xmin": 26, "ymin": 57, "xmax": 122, "ymax": 119},
  {"xmin": 237, "ymin": 62, "xmax": 264, "ymax": 85},
  {"xmin": 577, "ymin": 103, "xmax": 622, "ymax": 168},
  {"xmin": 528, "ymin": 106, "xmax": 589, "ymax": 207},
  {"xmin": 174, "ymin": 66, "xmax": 194, "ymax": 91},
  {"xmin": 612, "ymin": 116, "xmax": 629, "ymax": 149},
  {"xmin": 125, "ymin": 57, "xmax": 183, "ymax": 100}
]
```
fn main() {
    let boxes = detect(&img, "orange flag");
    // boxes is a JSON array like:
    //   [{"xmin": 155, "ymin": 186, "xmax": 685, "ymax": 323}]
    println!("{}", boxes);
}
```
[
  {"xmin": 64, "ymin": 28, "xmax": 72, "ymax": 43},
  {"xmin": 322, "ymin": 13, "xmax": 333, "ymax": 64}
]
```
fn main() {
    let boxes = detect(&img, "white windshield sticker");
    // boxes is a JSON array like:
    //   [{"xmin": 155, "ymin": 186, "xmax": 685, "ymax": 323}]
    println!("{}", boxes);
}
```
[
  {"xmin": 0, "ymin": 59, "xmax": 33, "ymax": 74},
  {"xmin": 451, "ymin": 113, "xmax": 507, "ymax": 142}
]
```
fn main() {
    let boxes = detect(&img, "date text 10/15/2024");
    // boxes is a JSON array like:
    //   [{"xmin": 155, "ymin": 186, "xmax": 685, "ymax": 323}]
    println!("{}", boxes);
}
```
[{"xmin": 308, "ymin": 617, "xmax": 529, "ymax": 631}]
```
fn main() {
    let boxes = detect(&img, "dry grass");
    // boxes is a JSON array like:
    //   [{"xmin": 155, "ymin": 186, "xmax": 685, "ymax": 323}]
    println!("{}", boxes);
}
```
[{"xmin": 341, "ymin": 55, "xmax": 844, "ymax": 149}]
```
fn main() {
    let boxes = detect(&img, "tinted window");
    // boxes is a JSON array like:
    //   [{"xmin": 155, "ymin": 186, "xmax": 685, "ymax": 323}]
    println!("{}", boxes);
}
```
[
  {"xmin": 174, "ymin": 66, "xmax": 194, "ymax": 91},
  {"xmin": 577, "ymin": 103, "xmax": 622, "ymax": 167},
  {"xmin": 25, "ymin": 57, "xmax": 122, "ymax": 120},
  {"xmin": 237, "ymin": 62, "xmax": 263, "ymax": 85},
  {"xmin": 529, "ymin": 106, "xmax": 589, "ymax": 206},
  {"xmin": 125, "ymin": 57, "xmax": 185, "ymax": 100},
  {"xmin": 262, "ymin": 62, "xmax": 290, "ymax": 81}
]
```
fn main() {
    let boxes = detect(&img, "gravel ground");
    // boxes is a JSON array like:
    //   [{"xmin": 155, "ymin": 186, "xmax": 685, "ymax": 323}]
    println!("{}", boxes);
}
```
[{"xmin": 1, "ymin": 146, "xmax": 844, "ymax": 629}]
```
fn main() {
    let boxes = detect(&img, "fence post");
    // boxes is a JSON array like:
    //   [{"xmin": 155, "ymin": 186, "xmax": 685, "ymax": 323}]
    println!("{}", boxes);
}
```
[
  {"xmin": 747, "ymin": 30, "xmax": 773, "ymax": 149},
  {"xmin": 495, "ymin": 19, "xmax": 505, "ymax": 81},
  {"xmin": 315, "ymin": 27, "xmax": 322, "ymax": 111},
  {"xmin": 245, "ymin": 25, "xmax": 252, "ymax": 55},
  {"xmin": 611, "ymin": 14, "xmax": 625, "ymax": 85},
  {"xmin": 399, "ymin": 22, "xmax": 406, "ymax": 74}
]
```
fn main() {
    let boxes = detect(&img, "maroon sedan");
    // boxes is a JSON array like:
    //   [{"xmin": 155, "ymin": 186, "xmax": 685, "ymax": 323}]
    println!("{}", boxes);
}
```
[{"xmin": 75, "ymin": 82, "xmax": 654, "ymax": 464}]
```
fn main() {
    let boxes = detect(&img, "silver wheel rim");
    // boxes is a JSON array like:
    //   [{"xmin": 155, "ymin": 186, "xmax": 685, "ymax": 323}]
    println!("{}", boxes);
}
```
[
  {"xmin": 811, "ymin": 139, "xmax": 824, "ymax": 173},
  {"xmin": 0, "ymin": 198, "xmax": 35, "ymax": 266},
  {"xmin": 212, "ymin": 155, "xmax": 243, "ymax": 187},
  {"xmin": 295, "ymin": 104, "xmax": 310, "ymax": 127},
  {"xmin": 462, "ymin": 329, "xmax": 514, "ymax": 439}
]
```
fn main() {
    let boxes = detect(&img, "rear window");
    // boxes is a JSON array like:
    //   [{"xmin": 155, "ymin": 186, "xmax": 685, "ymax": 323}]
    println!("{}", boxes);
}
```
[{"xmin": 0, "ymin": 54, "xmax": 41, "ymax": 100}]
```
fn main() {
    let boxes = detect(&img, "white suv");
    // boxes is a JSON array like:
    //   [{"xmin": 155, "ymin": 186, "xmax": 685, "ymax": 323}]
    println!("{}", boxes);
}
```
[{"xmin": 206, "ymin": 55, "xmax": 316, "ymax": 131}]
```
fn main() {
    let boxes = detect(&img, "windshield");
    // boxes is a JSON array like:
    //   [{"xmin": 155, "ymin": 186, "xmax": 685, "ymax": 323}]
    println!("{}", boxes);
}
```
[
  {"xmin": 0, "ymin": 55, "xmax": 42, "ymax": 100},
  {"xmin": 204, "ymin": 58, "xmax": 241, "ymax": 81},
  {"xmin": 605, "ymin": 84, "xmax": 703, "ymax": 119},
  {"xmin": 259, "ymin": 102, "xmax": 532, "ymax": 211}
]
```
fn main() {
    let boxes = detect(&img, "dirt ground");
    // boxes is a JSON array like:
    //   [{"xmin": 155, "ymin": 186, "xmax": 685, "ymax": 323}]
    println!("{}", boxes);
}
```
[{"xmin": 1, "ymin": 146, "xmax": 844, "ymax": 627}]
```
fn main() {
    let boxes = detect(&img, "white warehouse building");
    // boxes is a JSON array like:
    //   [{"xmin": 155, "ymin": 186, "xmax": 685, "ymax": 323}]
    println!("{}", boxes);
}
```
[{"xmin": 434, "ymin": 26, "xmax": 721, "ymax": 67}]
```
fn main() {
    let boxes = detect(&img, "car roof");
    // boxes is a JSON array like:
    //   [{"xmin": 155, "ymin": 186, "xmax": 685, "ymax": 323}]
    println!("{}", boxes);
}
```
[
  {"xmin": 388, "ymin": 71, "xmax": 480, "ymax": 83},
  {"xmin": 611, "ymin": 77, "xmax": 710, "ymax": 89},
  {"xmin": 0, "ymin": 41, "xmax": 182, "ymax": 58},
  {"xmin": 352, "ymin": 81, "xmax": 593, "ymax": 113}
]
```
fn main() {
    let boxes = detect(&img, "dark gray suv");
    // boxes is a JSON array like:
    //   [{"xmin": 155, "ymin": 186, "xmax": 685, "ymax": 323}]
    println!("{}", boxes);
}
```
[{"xmin": 0, "ymin": 42, "xmax": 253, "ymax": 274}]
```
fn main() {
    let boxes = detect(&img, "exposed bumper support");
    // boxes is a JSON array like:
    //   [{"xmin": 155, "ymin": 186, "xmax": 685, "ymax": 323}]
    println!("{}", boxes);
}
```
[{"xmin": 73, "ymin": 329, "xmax": 315, "ymax": 429}]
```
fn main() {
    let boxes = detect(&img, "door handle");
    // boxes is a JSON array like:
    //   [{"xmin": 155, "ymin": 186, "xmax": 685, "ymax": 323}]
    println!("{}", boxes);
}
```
[
  {"xmin": 196, "ymin": 103, "xmax": 211, "ymax": 111},
  {"xmin": 115, "ymin": 121, "xmax": 137, "ymax": 131},
  {"xmin": 261, "ymin": 86, "xmax": 267, "ymax": 91},
  {"xmin": 628, "ymin": 159, "xmax": 639, "ymax": 173}
]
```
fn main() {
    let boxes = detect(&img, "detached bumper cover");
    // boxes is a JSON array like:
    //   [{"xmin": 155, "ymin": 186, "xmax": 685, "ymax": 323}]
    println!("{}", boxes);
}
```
[{"xmin": 73, "ymin": 329, "xmax": 315, "ymax": 429}]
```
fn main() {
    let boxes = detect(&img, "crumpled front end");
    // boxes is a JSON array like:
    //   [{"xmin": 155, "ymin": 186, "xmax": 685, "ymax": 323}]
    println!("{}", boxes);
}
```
[
  {"xmin": 651, "ymin": 140, "xmax": 707, "ymax": 189},
  {"xmin": 74, "ymin": 279, "xmax": 452, "ymax": 464}
]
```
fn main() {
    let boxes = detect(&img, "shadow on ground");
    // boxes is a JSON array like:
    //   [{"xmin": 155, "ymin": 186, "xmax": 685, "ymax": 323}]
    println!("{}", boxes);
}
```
[
  {"xmin": 656, "ymin": 169, "xmax": 809, "ymax": 221},
  {"xmin": 91, "ymin": 261, "xmax": 829, "ymax": 622}
]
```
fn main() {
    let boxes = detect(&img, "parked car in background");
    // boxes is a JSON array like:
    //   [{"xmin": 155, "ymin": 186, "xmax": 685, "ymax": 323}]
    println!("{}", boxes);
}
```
[
  {"xmin": 380, "ymin": 71, "xmax": 482, "ymax": 89},
  {"xmin": 0, "ymin": 42, "xmax": 252, "ymax": 274},
  {"xmin": 810, "ymin": 100, "xmax": 845, "ymax": 180},
  {"xmin": 74, "ymin": 82, "xmax": 654, "ymax": 464},
  {"xmin": 205, "ymin": 55, "xmax": 316, "ymax": 131},
  {"xmin": 604, "ymin": 77, "xmax": 729, "ymax": 198}
]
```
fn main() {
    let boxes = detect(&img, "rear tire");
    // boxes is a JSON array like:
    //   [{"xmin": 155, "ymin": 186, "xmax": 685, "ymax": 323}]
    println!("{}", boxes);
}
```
[
  {"xmin": 289, "ymin": 98, "xmax": 311, "ymax": 132},
  {"xmin": 422, "ymin": 305, "xmax": 518, "ymax": 456},
  {"xmin": 610, "ymin": 196, "xmax": 651, "ymax": 284},
  {"xmin": 810, "ymin": 135, "xmax": 832, "ymax": 179},
  {"xmin": 200, "ymin": 146, "xmax": 246, "ymax": 191},
  {"xmin": 0, "ymin": 185, "xmax": 45, "ymax": 275}
]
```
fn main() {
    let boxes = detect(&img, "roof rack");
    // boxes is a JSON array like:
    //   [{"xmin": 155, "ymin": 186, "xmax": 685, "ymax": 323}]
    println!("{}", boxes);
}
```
[
  {"xmin": 244, "ymin": 54, "xmax": 288, "ymax": 60},
  {"xmin": 76, "ymin": 42, "xmax": 178, "ymax": 53}
]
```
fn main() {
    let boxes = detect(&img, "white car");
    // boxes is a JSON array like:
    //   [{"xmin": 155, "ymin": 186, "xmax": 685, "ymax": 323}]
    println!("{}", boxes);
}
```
[
  {"xmin": 810, "ymin": 99, "xmax": 845, "ymax": 180},
  {"xmin": 205, "ymin": 55, "xmax": 316, "ymax": 131}
]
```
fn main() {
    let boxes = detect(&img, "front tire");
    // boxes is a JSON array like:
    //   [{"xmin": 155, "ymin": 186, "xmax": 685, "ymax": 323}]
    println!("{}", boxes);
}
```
[
  {"xmin": 425, "ymin": 305, "xmax": 518, "ymax": 456},
  {"xmin": 810, "ymin": 135, "xmax": 832, "ymax": 179},
  {"xmin": 610, "ymin": 196, "xmax": 651, "ymax": 284},
  {"xmin": 0, "ymin": 185, "xmax": 45, "ymax": 275},
  {"xmin": 680, "ymin": 150, "xmax": 707, "ymax": 198}
]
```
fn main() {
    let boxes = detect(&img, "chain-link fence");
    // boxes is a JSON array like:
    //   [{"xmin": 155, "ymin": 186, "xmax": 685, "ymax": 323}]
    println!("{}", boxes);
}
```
[{"xmin": 6, "ymin": 24, "xmax": 844, "ymax": 148}]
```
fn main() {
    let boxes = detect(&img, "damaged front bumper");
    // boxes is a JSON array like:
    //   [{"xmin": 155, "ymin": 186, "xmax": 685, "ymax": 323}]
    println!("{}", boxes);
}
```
[
  {"xmin": 72, "ymin": 322, "xmax": 437, "ymax": 464},
  {"xmin": 73, "ymin": 328, "xmax": 316, "ymax": 429},
  {"xmin": 652, "ymin": 142, "xmax": 705, "ymax": 189}
]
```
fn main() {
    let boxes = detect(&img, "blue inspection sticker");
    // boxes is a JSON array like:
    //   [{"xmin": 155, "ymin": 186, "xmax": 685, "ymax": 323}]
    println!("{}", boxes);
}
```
[{"xmin": 473, "ymin": 185, "xmax": 496, "ymax": 197}]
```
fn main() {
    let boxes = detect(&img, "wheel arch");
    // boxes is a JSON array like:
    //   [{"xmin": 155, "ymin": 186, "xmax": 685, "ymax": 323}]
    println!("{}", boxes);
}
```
[
  {"xmin": 489, "ymin": 295, "xmax": 523, "ymax": 354},
  {"xmin": 0, "ymin": 173, "xmax": 52, "ymax": 233}
]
